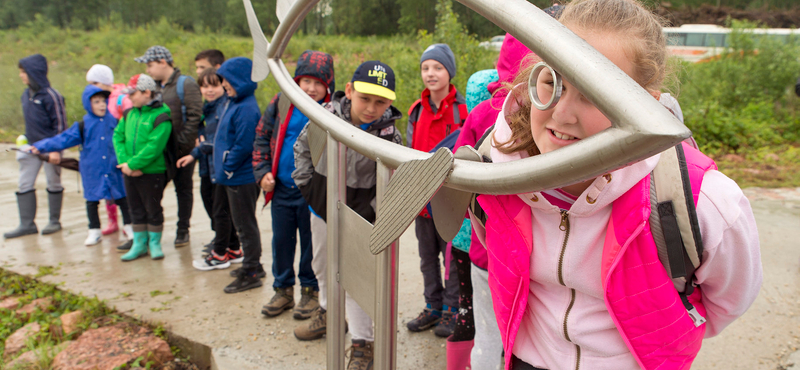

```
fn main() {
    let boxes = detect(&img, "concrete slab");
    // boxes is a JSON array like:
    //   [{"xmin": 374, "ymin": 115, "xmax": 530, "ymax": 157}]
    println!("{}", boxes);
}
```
[{"xmin": 1, "ymin": 144, "xmax": 798, "ymax": 369}]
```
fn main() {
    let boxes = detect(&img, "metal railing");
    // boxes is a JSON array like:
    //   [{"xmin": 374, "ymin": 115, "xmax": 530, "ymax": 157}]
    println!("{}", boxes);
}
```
[{"xmin": 243, "ymin": 0, "xmax": 692, "ymax": 368}]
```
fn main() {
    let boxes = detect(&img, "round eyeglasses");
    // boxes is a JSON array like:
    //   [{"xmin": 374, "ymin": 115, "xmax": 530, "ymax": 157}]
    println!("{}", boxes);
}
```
[{"xmin": 528, "ymin": 61, "xmax": 563, "ymax": 111}]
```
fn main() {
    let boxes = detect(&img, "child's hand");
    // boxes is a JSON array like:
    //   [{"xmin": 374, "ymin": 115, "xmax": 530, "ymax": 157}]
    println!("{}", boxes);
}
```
[
  {"xmin": 117, "ymin": 163, "xmax": 133, "ymax": 176},
  {"xmin": 176, "ymin": 154, "xmax": 195, "ymax": 168},
  {"xmin": 130, "ymin": 170, "xmax": 143, "ymax": 177},
  {"xmin": 47, "ymin": 151, "xmax": 61, "ymax": 165},
  {"xmin": 28, "ymin": 147, "xmax": 39, "ymax": 154},
  {"xmin": 260, "ymin": 172, "xmax": 276, "ymax": 192}
]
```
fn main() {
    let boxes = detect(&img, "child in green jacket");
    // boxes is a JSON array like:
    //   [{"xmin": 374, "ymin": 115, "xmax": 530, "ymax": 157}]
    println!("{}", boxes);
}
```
[{"xmin": 112, "ymin": 74, "xmax": 172, "ymax": 262}]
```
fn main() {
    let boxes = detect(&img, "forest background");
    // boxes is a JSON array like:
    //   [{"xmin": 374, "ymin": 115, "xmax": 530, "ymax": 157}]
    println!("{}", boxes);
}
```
[{"xmin": 0, "ymin": 0, "xmax": 799, "ymax": 186}]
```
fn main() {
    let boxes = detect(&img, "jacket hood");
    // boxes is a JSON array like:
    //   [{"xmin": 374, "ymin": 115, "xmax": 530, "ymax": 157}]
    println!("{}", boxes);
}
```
[
  {"xmin": 217, "ymin": 57, "xmax": 258, "ymax": 102},
  {"xmin": 19, "ymin": 54, "xmax": 50, "ymax": 90},
  {"xmin": 330, "ymin": 90, "xmax": 401, "ymax": 131},
  {"xmin": 487, "ymin": 34, "xmax": 531, "ymax": 95},
  {"xmin": 82, "ymin": 84, "xmax": 111, "ymax": 117},
  {"xmin": 294, "ymin": 50, "xmax": 336, "ymax": 102}
]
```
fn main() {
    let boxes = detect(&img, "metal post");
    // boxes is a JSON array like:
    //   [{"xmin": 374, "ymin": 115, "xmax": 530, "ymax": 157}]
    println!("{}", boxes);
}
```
[
  {"xmin": 374, "ymin": 159, "xmax": 398, "ymax": 370},
  {"xmin": 327, "ymin": 133, "xmax": 346, "ymax": 370}
]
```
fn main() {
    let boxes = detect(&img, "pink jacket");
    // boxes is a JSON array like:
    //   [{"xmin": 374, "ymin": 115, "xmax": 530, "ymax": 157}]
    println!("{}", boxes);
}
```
[
  {"xmin": 471, "ymin": 96, "xmax": 762, "ymax": 370},
  {"xmin": 456, "ymin": 33, "xmax": 533, "ymax": 270}
]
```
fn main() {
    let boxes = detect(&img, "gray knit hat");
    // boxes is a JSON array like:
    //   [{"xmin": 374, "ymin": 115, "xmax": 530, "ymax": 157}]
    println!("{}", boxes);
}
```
[
  {"xmin": 420, "ymin": 44, "xmax": 456, "ymax": 80},
  {"xmin": 134, "ymin": 45, "xmax": 173, "ymax": 64}
]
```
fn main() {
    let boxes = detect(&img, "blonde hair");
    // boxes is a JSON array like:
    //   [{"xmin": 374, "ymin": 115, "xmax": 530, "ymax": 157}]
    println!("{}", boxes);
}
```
[{"xmin": 496, "ymin": 0, "xmax": 669, "ymax": 156}]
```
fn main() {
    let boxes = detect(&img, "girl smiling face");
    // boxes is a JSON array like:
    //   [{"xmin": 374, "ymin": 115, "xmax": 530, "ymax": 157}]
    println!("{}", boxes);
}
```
[{"xmin": 528, "ymin": 29, "xmax": 646, "ymax": 155}]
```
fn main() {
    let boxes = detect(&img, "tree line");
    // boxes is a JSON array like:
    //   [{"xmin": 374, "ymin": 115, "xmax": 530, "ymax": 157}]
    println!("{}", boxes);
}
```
[{"xmin": 0, "ymin": 0, "xmax": 796, "ymax": 37}]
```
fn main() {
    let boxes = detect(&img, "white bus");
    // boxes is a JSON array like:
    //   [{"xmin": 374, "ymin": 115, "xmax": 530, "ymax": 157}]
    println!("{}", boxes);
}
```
[{"xmin": 664, "ymin": 24, "xmax": 800, "ymax": 62}]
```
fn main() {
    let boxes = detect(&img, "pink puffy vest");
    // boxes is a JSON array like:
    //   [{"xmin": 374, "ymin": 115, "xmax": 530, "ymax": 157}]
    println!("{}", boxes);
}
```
[{"xmin": 477, "ymin": 143, "xmax": 716, "ymax": 370}]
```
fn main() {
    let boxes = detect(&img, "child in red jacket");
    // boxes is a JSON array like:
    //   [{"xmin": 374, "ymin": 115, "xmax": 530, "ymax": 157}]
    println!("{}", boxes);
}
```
[{"xmin": 406, "ymin": 43, "xmax": 468, "ymax": 338}]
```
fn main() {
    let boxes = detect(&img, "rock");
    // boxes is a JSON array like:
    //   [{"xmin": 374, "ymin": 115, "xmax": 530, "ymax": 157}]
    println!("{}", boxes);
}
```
[
  {"xmin": 15, "ymin": 297, "xmax": 53, "ymax": 321},
  {"xmin": 786, "ymin": 350, "xmax": 800, "ymax": 369},
  {"xmin": 60, "ymin": 310, "xmax": 84, "ymax": 335},
  {"xmin": 52, "ymin": 322, "xmax": 174, "ymax": 370},
  {"xmin": 4, "ymin": 341, "xmax": 70, "ymax": 369},
  {"xmin": 4, "ymin": 322, "xmax": 41, "ymax": 358},
  {"xmin": 0, "ymin": 296, "xmax": 21, "ymax": 310}
]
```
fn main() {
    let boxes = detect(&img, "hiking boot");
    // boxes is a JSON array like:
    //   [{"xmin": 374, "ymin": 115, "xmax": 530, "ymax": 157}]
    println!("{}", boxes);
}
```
[
  {"xmin": 226, "ymin": 249, "xmax": 244, "ymax": 264},
  {"xmin": 433, "ymin": 310, "xmax": 456, "ymax": 338},
  {"xmin": 201, "ymin": 242, "xmax": 214, "ymax": 257},
  {"xmin": 261, "ymin": 287, "xmax": 294, "ymax": 317},
  {"xmin": 117, "ymin": 239, "xmax": 133, "ymax": 253},
  {"xmin": 346, "ymin": 339, "xmax": 374, "ymax": 370},
  {"xmin": 294, "ymin": 308, "xmax": 327, "ymax": 341},
  {"xmin": 293, "ymin": 287, "xmax": 320, "ymax": 320},
  {"xmin": 224, "ymin": 267, "xmax": 264, "ymax": 294},
  {"xmin": 406, "ymin": 305, "xmax": 442, "ymax": 332},
  {"xmin": 229, "ymin": 266, "xmax": 267, "ymax": 279},
  {"xmin": 192, "ymin": 251, "xmax": 231, "ymax": 271},
  {"xmin": 174, "ymin": 229, "xmax": 190, "ymax": 248}
]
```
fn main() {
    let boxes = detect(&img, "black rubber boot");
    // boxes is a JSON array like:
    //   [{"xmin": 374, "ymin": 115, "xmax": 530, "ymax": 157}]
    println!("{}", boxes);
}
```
[
  {"xmin": 4, "ymin": 191, "xmax": 38, "ymax": 239},
  {"xmin": 41, "ymin": 189, "xmax": 63, "ymax": 235}
]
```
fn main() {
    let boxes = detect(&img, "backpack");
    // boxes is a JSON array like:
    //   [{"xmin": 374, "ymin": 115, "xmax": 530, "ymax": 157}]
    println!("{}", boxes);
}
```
[
  {"xmin": 470, "ymin": 127, "xmax": 708, "ymax": 326},
  {"xmin": 409, "ymin": 97, "xmax": 468, "ymax": 139},
  {"xmin": 175, "ymin": 75, "xmax": 194, "ymax": 126}
]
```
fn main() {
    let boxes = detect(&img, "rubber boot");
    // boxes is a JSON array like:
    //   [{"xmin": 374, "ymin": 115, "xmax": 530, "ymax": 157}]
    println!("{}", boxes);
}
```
[
  {"xmin": 446, "ymin": 338, "xmax": 473, "ymax": 370},
  {"xmin": 4, "ymin": 191, "xmax": 38, "ymax": 239},
  {"xmin": 41, "ymin": 189, "xmax": 62, "ymax": 235},
  {"xmin": 121, "ymin": 230, "xmax": 149, "ymax": 261},
  {"xmin": 102, "ymin": 202, "xmax": 119, "ymax": 235},
  {"xmin": 148, "ymin": 231, "xmax": 164, "ymax": 260}
]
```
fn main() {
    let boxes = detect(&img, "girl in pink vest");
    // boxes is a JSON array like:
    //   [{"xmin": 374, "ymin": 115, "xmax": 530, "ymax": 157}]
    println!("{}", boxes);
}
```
[{"xmin": 470, "ymin": 0, "xmax": 762, "ymax": 369}]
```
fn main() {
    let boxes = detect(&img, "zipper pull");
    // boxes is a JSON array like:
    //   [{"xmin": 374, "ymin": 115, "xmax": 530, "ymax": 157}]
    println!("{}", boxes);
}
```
[{"xmin": 559, "ymin": 210, "xmax": 569, "ymax": 231}]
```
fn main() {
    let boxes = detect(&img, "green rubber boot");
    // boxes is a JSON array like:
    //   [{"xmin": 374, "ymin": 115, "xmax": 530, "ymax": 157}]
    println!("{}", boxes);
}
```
[
  {"xmin": 121, "ymin": 231, "xmax": 149, "ymax": 261},
  {"xmin": 148, "ymin": 231, "xmax": 164, "ymax": 260}
]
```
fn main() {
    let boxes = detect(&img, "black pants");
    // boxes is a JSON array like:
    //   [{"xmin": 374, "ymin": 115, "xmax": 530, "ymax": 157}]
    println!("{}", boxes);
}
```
[
  {"xmin": 451, "ymin": 248, "xmax": 475, "ymax": 341},
  {"xmin": 225, "ymin": 183, "xmax": 262, "ymax": 270},
  {"xmin": 200, "ymin": 175, "xmax": 214, "ymax": 230},
  {"xmin": 511, "ymin": 356, "xmax": 548, "ymax": 370},
  {"xmin": 125, "ymin": 173, "xmax": 165, "ymax": 231},
  {"xmin": 211, "ymin": 182, "xmax": 241, "ymax": 254},
  {"xmin": 172, "ymin": 161, "xmax": 195, "ymax": 231},
  {"xmin": 415, "ymin": 216, "xmax": 459, "ymax": 309},
  {"xmin": 87, "ymin": 198, "xmax": 131, "ymax": 229}
]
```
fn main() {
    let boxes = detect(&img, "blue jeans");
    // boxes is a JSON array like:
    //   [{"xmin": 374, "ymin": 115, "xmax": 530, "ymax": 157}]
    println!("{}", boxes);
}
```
[{"xmin": 271, "ymin": 183, "xmax": 317, "ymax": 290}]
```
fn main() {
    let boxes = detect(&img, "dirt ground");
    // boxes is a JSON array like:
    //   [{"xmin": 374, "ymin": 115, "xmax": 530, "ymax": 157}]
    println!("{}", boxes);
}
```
[{"xmin": 1, "ymin": 143, "xmax": 799, "ymax": 370}]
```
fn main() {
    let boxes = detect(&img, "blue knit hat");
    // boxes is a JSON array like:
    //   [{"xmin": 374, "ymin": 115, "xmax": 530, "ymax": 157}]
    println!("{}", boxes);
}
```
[{"xmin": 420, "ymin": 44, "xmax": 456, "ymax": 80}]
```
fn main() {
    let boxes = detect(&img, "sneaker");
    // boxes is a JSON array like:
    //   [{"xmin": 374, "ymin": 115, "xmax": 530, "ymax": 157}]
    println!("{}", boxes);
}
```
[
  {"xmin": 84, "ymin": 228, "xmax": 102, "ymax": 246},
  {"xmin": 261, "ymin": 287, "xmax": 294, "ymax": 317},
  {"xmin": 122, "ymin": 224, "xmax": 134, "ymax": 240},
  {"xmin": 223, "ymin": 268, "xmax": 264, "ymax": 294},
  {"xmin": 294, "ymin": 308, "xmax": 326, "ymax": 341},
  {"xmin": 293, "ymin": 287, "xmax": 320, "ymax": 320},
  {"xmin": 174, "ymin": 229, "xmax": 190, "ymax": 248},
  {"xmin": 229, "ymin": 266, "xmax": 267, "ymax": 279},
  {"xmin": 192, "ymin": 251, "xmax": 231, "ymax": 271},
  {"xmin": 433, "ymin": 310, "xmax": 456, "ymax": 338},
  {"xmin": 116, "ymin": 239, "xmax": 133, "ymax": 253},
  {"xmin": 406, "ymin": 305, "xmax": 442, "ymax": 332},
  {"xmin": 346, "ymin": 339, "xmax": 374, "ymax": 370},
  {"xmin": 226, "ymin": 249, "xmax": 244, "ymax": 264}
]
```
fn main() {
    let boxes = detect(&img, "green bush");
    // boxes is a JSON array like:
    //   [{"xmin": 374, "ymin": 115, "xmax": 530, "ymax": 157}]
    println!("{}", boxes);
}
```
[{"xmin": 678, "ymin": 20, "xmax": 800, "ymax": 153}]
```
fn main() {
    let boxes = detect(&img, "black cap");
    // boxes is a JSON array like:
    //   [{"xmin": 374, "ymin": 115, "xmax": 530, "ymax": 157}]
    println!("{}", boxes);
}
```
[{"xmin": 350, "ymin": 61, "xmax": 396, "ymax": 100}]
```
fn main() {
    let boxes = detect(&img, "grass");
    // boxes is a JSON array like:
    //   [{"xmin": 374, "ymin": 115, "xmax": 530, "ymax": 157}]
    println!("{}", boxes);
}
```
[{"xmin": 0, "ymin": 267, "xmax": 192, "ymax": 369}]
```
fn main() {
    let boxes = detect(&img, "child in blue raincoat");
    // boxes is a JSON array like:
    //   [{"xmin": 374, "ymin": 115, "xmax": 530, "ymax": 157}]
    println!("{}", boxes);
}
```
[{"xmin": 31, "ymin": 85, "xmax": 132, "ymax": 246}]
